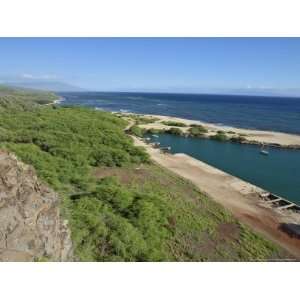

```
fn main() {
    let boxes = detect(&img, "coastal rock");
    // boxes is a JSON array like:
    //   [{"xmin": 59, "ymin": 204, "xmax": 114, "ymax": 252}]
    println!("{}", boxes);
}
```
[{"xmin": 0, "ymin": 150, "xmax": 73, "ymax": 261}]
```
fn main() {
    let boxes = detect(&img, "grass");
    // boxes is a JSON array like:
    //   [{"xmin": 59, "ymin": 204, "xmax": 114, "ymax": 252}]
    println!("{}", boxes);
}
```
[{"xmin": 93, "ymin": 163, "xmax": 286, "ymax": 261}]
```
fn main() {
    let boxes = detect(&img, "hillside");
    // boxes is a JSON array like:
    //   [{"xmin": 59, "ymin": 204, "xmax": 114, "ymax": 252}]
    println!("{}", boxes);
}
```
[
  {"xmin": 0, "ymin": 85, "xmax": 57, "ymax": 110},
  {"xmin": 0, "ymin": 86, "xmax": 292, "ymax": 261}
]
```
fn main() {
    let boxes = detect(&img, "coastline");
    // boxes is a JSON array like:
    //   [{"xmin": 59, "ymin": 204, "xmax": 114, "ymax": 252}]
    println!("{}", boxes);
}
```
[
  {"xmin": 45, "ymin": 96, "xmax": 65, "ymax": 106},
  {"xmin": 121, "ymin": 112, "xmax": 300, "ymax": 149},
  {"xmin": 131, "ymin": 135, "xmax": 300, "ymax": 258}
]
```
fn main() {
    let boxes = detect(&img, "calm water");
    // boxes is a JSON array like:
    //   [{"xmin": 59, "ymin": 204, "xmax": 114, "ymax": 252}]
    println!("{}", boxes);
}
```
[
  {"xmin": 60, "ymin": 92, "xmax": 300, "ymax": 134},
  {"xmin": 59, "ymin": 92, "xmax": 300, "ymax": 204},
  {"xmin": 146, "ymin": 134, "xmax": 300, "ymax": 204}
]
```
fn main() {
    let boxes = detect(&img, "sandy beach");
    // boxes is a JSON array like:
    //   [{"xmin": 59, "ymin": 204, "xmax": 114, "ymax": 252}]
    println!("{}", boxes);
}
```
[
  {"xmin": 131, "ymin": 135, "xmax": 300, "ymax": 258},
  {"xmin": 45, "ymin": 97, "xmax": 65, "ymax": 106},
  {"xmin": 123, "ymin": 113, "xmax": 300, "ymax": 148}
]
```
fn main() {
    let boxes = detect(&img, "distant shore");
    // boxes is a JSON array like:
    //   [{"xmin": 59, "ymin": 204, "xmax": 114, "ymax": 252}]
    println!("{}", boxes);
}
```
[
  {"xmin": 53, "ymin": 96, "xmax": 65, "ymax": 105},
  {"xmin": 120, "ymin": 112, "xmax": 300, "ymax": 149},
  {"xmin": 45, "ymin": 96, "xmax": 65, "ymax": 106}
]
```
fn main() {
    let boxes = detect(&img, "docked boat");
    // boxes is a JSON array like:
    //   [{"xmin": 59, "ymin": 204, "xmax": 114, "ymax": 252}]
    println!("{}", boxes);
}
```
[{"xmin": 260, "ymin": 144, "xmax": 269, "ymax": 155}]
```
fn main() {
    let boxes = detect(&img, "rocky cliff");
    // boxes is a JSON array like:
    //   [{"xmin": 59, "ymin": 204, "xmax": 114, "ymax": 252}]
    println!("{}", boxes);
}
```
[{"xmin": 0, "ymin": 150, "xmax": 72, "ymax": 261}]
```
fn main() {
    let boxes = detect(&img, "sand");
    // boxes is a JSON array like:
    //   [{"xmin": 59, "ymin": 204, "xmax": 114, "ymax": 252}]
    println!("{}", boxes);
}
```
[
  {"xmin": 124, "ymin": 113, "xmax": 300, "ymax": 147},
  {"xmin": 45, "ymin": 97, "xmax": 65, "ymax": 106},
  {"xmin": 131, "ymin": 135, "xmax": 300, "ymax": 259}
]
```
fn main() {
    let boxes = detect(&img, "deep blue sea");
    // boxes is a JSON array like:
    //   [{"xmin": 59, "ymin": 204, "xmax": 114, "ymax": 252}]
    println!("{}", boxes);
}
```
[
  {"xmin": 60, "ymin": 92, "xmax": 300, "ymax": 134},
  {"xmin": 59, "ymin": 92, "xmax": 300, "ymax": 203}
]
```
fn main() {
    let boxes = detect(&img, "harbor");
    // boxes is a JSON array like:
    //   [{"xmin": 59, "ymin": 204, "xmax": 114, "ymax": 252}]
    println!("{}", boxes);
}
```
[
  {"xmin": 134, "ymin": 135, "xmax": 300, "ymax": 257},
  {"xmin": 143, "ymin": 135, "xmax": 300, "ymax": 214},
  {"xmin": 144, "ymin": 133, "xmax": 300, "ymax": 205}
]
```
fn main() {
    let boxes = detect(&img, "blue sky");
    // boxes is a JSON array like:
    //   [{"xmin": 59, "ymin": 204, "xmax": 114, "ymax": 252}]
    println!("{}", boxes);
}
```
[{"xmin": 1, "ymin": 38, "xmax": 300, "ymax": 95}]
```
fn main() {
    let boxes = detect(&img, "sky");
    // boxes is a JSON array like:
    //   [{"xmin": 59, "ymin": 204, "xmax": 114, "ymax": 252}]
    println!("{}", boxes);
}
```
[{"xmin": 1, "ymin": 38, "xmax": 300, "ymax": 95}]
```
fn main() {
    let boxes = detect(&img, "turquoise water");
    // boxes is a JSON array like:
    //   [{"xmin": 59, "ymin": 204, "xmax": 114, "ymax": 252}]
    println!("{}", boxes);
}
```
[{"xmin": 146, "ymin": 134, "xmax": 300, "ymax": 204}]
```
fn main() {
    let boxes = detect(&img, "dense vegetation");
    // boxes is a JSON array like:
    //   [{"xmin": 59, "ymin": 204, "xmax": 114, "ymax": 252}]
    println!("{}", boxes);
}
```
[
  {"xmin": 161, "ymin": 120, "xmax": 187, "ymax": 127},
  {"xmin": 230, "ymin": 135, "xmax": 247, "ymax": 143},
  {"xmin": 0, "ymin": 87, "xmax": 288, "ymax": 261},
  {"xmin": 146, "ymin": 128, "xmax": 163, "ymax": 135},
  {"xmin": 188, "ymin": 124, "xmax": 208, "ymax": 137},
  {"xmin": 211, "ymin": 131, "xmax": 229, "ymax": 142},
  {"xmin": 166, "ymin": 127, "xmax": 183, "ymax": 135},
  {"xmin": 124, "ymin": 114, "xmax": 159, "ymax": 125},
  {"xmin": 127, "ymin": 125, "xmax": 145, "ymax": 137},
  {"xmin": 0, "ymin": 107, "xmax": 148, "ymax": 191},
  {"xmin": 71, "ymin": 176, "xmax": 172, "ymax": 261},
  {"xmin": 0, "ymin": 85, "xmax": 57, "ymax": 110}
]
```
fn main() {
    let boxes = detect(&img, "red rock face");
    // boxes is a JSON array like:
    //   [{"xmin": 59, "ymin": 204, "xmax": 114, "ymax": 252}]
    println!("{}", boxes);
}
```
[{"xmin": 0, "ymin": 150, "xmax": 72, "ymax": 261}]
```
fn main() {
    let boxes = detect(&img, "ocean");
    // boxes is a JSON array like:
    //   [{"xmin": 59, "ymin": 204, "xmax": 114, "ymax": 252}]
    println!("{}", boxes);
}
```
[
  {"xmin": 59, "ymin": 92, "xmax": 300, "ymax": 204},
  {"xmin": 59, "ymin": 92, "xmax": 300, "ymax": 134}
]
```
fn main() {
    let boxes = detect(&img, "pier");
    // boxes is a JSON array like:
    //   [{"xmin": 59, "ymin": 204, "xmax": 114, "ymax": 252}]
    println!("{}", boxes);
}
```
[{"xmin": 260, "ymin": 192, "xmax": 300, "ymax": 213}]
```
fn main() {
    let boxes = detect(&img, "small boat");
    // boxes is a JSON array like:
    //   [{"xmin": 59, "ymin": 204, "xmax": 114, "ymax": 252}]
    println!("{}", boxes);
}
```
[
  {"xmin": 260, "ymin": 144, "xmax": 269, "ymax": 155},
  {"xmin": 152, "ymin": 134, "xmax": 159, "ymax": 138},
  {"xmin": 161, "ymin": 146, "xmax": 171, "ymax": 153}
]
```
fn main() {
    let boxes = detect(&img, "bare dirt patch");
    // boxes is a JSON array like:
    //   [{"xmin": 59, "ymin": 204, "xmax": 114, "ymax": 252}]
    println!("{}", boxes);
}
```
[
  {"xmin": 92, "ymin": 165, "xmax": 152, "ymax": 185},
  {"xmin": 217, "ymin": 223, "xmax": 241, "ymax": 241}
]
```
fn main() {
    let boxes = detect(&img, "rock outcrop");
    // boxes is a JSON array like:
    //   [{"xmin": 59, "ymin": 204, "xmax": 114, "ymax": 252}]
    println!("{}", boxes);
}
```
[{"xmin": 0, "ymin": 150, "xmax": 72, "ymax": 261}]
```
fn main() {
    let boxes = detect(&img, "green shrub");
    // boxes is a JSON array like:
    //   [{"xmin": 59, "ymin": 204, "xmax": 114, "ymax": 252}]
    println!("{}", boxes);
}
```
[
  {"xmin": 69, "ymin": 177, "xmax": 172, "ymax": 261},
  {"xmin": 134, "ymin": 116, "xmax": 159, "ymax": 124},
  {"xmin": 167, "ymin": 127, "xmax": 183, "ymax": 135},
  {"xmin": 230, "ymin": 136, "xmax": 247, "ymax": 143},
  {"xmin": 128, "ymin": 125, "xmax": 145, "ymax": 137},
  {"xmin": 146, "ymin": 128, "xmax": 163, "ymax": 134},
  {"xmin": 162, "ymin": 120, "xmax": 187, "ymax": 127},
  {"xmin": 188, "ymin": 125, "xmax": 208, "ymax": 136},
  {"xmin": 0, "ymin": 107, "xmax": 149, "ymax": 190},
  {"xmin": 94, "ymin": 177, "xmax": 133, "ymax": 212},
  {"xmin": 211, "ymin": 132, "xmax": 228, "ymax": 142}
]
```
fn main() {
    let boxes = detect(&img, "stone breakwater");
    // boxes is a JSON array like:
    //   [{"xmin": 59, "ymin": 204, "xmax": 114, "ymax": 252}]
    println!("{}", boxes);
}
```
[{"xmin": 0, "ymin": 150, "xmax": 73, "ymax": 261}]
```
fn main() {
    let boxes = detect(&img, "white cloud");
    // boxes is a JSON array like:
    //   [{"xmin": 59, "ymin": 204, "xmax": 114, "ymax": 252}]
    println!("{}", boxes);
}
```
[
  {"xmin": 21, "ymin": 73, "xmax": 58, "ymax": 80},
  {"xmin": 22, "ymin": 73, "xmax": 34, "ymax": 79}
]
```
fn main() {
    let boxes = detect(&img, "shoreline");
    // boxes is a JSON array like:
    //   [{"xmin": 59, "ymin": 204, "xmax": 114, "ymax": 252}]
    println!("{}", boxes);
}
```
[
  {"xmin": 131, "ymin": 135, "xmax": 300, "ymax": 258},
  {"xmin": 120, "ymin": 112, "xmax": 300, "ymax": 149},
  {"xmin": 52, "ymin": 96, "xmax": 65, "ymax": 105},
  {"xmin": 45, "ymin": 96, "xmax": 65, "ymax": 106}
]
